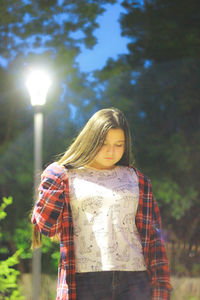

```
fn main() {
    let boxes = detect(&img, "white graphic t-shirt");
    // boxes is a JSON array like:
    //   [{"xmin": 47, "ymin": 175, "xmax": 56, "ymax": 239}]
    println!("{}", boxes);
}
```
[{"xmin": 68, "ymin": 165, "xmax": 147, "ymax": 273}]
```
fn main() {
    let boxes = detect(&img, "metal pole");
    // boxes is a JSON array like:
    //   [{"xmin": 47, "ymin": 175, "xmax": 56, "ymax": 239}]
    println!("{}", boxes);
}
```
[{"xmin": 32, "ymin": 109, "xmax": 43, "ymax": 300}]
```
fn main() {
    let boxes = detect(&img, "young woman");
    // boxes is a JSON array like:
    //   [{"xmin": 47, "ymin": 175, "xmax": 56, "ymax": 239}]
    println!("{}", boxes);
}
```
[{"xmin": 31, "ymin": 107, "xmax": 172, "ymax": 300}]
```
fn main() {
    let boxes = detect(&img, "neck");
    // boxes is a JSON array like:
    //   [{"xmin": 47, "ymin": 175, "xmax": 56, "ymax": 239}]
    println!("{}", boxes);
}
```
[{"xmin": 84, "ymin": 164, "xmax": 117, "ymax": 170}]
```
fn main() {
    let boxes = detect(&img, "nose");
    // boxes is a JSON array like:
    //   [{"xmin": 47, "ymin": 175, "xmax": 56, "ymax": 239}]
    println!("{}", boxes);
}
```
[{"xmin": 106, "ymin": 145, "xmax": 114, "ymax": 154}]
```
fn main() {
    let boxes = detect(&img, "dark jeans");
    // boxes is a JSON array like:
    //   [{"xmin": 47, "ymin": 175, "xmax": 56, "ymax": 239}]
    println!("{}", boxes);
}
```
[{"xmin": 75, "ymin": 271, "xmax": 151, "ymax": 300}]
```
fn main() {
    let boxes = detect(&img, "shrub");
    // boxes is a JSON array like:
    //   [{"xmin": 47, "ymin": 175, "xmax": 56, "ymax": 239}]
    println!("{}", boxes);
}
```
[{"xmin": 0, "ymin": 197, "xmax": 24, "ymax": 300}]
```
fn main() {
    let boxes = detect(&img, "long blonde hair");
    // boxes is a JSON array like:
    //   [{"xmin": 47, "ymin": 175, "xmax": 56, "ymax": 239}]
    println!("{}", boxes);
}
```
[{"xmin": 58, "ymin": 107, "xmax": 133, "ymax": 168}]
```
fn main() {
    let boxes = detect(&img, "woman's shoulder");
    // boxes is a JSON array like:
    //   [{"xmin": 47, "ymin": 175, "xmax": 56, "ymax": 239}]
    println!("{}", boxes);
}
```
[
  {"xmin": 42, "ymin": 162, "xmax": 68, "ymax": 181},
  {"xmin": 127, "ymin": 165, "xmax": 151, "ymax": 183}
]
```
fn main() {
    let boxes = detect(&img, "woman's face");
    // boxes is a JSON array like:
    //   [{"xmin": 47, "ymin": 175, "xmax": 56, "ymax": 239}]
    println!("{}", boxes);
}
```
[{"xmin": 88, "ymin": 128, "xmax": 125, "ymax": 170}]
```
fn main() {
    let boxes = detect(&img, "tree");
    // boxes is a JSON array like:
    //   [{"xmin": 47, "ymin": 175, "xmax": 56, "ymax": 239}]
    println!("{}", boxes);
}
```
[
  {"xmin": 1, "ymin": 0, "xmax": 116, "ymax": 61},
  {"xmin": 120, "ymin": 0, "xmax": 200, "ymax": 65}
]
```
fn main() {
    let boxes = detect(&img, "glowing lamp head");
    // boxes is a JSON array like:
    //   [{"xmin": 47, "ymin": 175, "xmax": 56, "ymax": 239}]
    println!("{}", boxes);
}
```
[{"xmin": 26, "ymin": 69, "xmax": 51, "ymax": 106}]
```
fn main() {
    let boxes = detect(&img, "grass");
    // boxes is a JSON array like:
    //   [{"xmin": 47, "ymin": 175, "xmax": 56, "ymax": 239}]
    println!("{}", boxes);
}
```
[{"xmin": 171, "ymin": 277, "xmax": 200, "ymax": 300}]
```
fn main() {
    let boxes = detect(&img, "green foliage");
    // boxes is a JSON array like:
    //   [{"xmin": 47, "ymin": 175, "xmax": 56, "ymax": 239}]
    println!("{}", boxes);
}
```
[
  {"xmin": 152, "ymin": 179, "xmax": 197, "ymax": 220},
  {"xmin": 0, "ymin": 250, "xmax": 23, "ymax": 300},
  {"xmin": 0, "ymin": 197, "xmax": 24, "ymax": 300},
  {"xmin": 41, "ymin": 236, "xmax": 60, "ymax": 274},
  {"xmin": 121, "ymin": 0, "xmax": 200, "ymax": 65},
  {"xmin": 191, "ymin": 264, "xmax": 200, "ymax": 277},
  {"xmin": 13, "ymin": 222, "xmax": 32, "ymax": 260},
  {"xmin": 0, "ymin": 197, "xmax": 13, "ymax": 244},
  {"xmin": 0, "ymin": 196, "xmax": 13, "ymax": 221},
  {"xmin": 1, "ymin": 0, "xmax": 117, "ymax": 62}
]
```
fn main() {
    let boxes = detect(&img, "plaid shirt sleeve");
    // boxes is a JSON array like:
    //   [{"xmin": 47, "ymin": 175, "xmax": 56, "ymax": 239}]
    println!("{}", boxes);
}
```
[
  {"xmin": 135, "ymin": 168, "xmax": 172, "ymax": 300},
  {"xmin": 149, "ymin": 184, "xmax": 172, "ymax": 300},
  {"xmin": 31, "ymin": 162, "xmax": 68, "ymax": 237}
]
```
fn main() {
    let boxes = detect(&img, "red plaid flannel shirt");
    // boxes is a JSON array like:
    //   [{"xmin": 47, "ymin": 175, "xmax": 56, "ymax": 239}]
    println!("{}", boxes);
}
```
[{"xmin": 32, "ymin": 162, "xmax": 172, "ymax": 300}]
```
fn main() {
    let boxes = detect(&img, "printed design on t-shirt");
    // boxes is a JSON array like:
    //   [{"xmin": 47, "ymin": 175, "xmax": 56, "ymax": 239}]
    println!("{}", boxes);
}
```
[
  {"xmin": 79, "ymin": 236, "xmax": 93, "ymax": 254},
  {"xmin": 81, "ymin": 196, "xmax": 103, "ymax": 213},
  {"xmin": 68, "ymin": 166, "xmax": 147, "ymax": 272},
  {"xmin": 115, "ymin": 245, "xmax": 130, "ymax": 262},
  {"xmin": 74, "ymin": 225, "xmax": 81, "ymax": 236},
  {"xmin": 72, "ymin": 206, "xmax": 79, "ymax": 221},
  {"xmin": 101, "ymin": 242, "xmax": 118, "ymax": 255},
  {"xmin": 123, "ymin": 213, "xmax": 134, "ymax": 231},
  {"xmin": 76, "ymin": 257, "xmax": 102, "ymax": 271}
]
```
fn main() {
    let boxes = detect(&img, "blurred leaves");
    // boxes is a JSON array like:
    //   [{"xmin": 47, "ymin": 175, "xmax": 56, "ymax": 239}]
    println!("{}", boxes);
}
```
[
  {"xmin": 0, "ymin": 196, "xmax": 13, "ymax": 221},
  {"xmin": 0, "ymin": 197, "xmax": 24, "ymax": 300}
]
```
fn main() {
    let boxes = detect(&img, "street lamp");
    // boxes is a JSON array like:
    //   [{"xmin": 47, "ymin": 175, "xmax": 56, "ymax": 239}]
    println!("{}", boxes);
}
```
[{"xmin": 26, "ymin": 69, "xmax": 51, "ymax": 300}]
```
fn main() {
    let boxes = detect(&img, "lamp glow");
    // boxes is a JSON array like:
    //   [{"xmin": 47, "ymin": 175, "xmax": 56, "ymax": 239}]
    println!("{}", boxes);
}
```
[{"xmin": 26, "ymin": 70, "xmax": 51, "ymax": 106}]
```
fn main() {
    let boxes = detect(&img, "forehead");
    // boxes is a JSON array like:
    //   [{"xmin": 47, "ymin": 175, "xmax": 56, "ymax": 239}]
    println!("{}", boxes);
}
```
[{"xmin": 105, "ymin": 128, "xmax": 125, "ymax": 141}]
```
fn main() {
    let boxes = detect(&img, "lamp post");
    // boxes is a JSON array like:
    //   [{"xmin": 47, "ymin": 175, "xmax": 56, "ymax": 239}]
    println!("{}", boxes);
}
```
[{"xmin": 26, "ymin": 69, "xmax": 51, "ymax": 300}]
